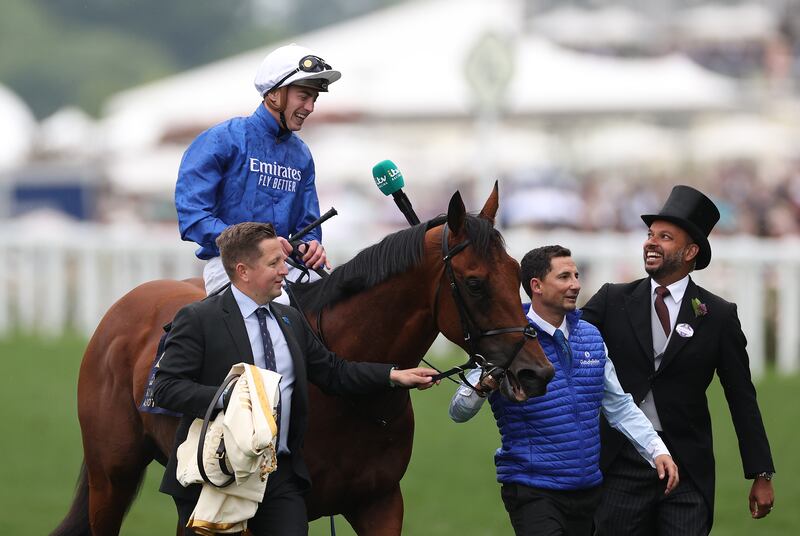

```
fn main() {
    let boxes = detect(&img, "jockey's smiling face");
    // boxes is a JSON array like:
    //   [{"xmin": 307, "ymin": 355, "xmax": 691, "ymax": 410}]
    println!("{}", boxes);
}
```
[{"xmin": 282, "ymin": 86, "xmax": 319, "ymax": 131}]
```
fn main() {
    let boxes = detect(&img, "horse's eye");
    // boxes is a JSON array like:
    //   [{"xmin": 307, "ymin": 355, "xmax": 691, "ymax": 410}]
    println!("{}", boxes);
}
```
[{"xmin": 465, "ymin": 278, "xmax": 484, "ymax": 295}]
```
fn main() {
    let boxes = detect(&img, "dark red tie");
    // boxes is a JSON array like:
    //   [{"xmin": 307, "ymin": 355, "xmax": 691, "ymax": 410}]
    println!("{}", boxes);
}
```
[{"xmin": 655, "ymin": 286, "xmax": 671, "ymax": 336}]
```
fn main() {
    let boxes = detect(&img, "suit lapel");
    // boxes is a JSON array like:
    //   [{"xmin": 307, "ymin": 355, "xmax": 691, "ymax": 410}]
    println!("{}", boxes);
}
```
[
  {"xmin": 221, "ymin": 288, "xmax": 255, "ymax": 364},
  {"xmin": 624, "ymin": 278, "xmax": 655, "ymax": 368},
  {"xmin": 658, "ymin": 277, "xmax": 704, "ymax": 373}
]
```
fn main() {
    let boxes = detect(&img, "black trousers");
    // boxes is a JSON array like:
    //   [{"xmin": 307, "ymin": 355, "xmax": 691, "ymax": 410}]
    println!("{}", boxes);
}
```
[
  {"xmin": 176, "ymin": 454, "xmax": 309, "ymax": 536},
  {"xmin": 594, "ymin": 441, "xmax": 708, "ymax": 536},
  {"xmin": 501, "ymin": 482, "xmax": 602, "ymax": 536}
]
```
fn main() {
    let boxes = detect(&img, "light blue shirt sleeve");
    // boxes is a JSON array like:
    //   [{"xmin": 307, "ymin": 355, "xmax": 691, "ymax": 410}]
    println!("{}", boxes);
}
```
[
  {"xmin": 602, "ymin": 348, "xmax": 670, "ymax": 467},
  {"xmin": 448, "ymin": 369, "xmax": 488, "ymax": 423}
]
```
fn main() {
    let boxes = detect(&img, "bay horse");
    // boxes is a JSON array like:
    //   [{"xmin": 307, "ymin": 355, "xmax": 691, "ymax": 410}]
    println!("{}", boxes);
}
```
[{"xmin": 53, "ymin": 184, "xmax": 554, "ymax": 535}]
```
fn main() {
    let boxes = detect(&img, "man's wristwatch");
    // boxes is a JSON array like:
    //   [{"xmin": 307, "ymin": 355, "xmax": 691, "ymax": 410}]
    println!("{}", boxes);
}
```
[{"xmin": 756, "ymin": 471, "xmax": 774, "ymax": 481}]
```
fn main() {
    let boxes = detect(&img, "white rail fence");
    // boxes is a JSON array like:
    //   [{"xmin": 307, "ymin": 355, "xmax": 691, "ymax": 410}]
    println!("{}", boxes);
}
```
[{"xmin": 1, "ymin": 223, "xmax": 798, "ymax": 376}]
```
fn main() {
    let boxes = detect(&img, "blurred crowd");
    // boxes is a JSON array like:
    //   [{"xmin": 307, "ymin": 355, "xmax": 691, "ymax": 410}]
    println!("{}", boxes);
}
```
[{"xmin": 499, "ymin": 160, "xmax": 800, "ymax": 237}]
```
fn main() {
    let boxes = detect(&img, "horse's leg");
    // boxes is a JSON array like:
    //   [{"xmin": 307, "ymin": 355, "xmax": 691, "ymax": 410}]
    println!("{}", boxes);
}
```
[
  {"xmin": 343, "ymin": 486, "xmax": 404, "ymax": 536},
  {"xmin": 80, "ymin": 359, "xmax": 153, "ymax": 535},
  {"xmin": 72, "ymin": 280, "xmax": 201, "ymax": 535},
  {"xmin": 83, "ymin": 437, "xmax": 151, "ymax": 535}
]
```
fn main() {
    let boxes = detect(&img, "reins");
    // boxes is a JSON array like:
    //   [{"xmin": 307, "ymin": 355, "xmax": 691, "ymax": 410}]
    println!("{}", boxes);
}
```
[
  {"xmin": 196, "ymin": 372, "xmax": 241, "ymax": 488},
  {"xmin": 282, "ymin": 255, "xmax": 329, "ymax": 347}
]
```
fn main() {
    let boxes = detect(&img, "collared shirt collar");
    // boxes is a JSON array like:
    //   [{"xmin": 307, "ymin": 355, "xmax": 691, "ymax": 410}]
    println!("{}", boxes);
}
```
[
  {"xmin": 650, "ymin": 274, "xmax": 690, "ymax": 303},
  {"xmin": 231, "ymin": 284, "xmax": 272, "ymax": 320},
  {"xmin": 526, "ymin": 306, "xmax": 569, "ymax": 339}
]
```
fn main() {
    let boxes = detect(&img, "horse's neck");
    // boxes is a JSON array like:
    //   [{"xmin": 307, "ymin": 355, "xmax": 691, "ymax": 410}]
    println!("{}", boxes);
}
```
[{"xmin": 317, "ymin": 271, "xmax": 439, "ymax": 368}]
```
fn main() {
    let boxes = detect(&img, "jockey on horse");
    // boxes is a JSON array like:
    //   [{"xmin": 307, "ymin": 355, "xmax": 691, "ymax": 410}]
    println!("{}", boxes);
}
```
[{"xmin": 174, "ymin": 42, "xmax": 340, "ymax": 298}]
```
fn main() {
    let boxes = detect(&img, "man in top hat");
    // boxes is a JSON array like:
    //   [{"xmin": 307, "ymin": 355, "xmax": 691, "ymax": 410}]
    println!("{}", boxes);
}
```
[
  {"xmin": 582, "ymin": 185, "xmax": 775, "ymax": 535},
  {"xmin": 175, "ymin": 43, "xmax": 341, "ymax": 298}
]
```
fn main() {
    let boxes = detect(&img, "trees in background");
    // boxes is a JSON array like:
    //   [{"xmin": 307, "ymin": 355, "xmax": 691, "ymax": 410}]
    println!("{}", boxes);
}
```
[
  {"xmin": 1, "ymin": 0, "xmax": 270, "ymax": 117},
  {"xmin": 0, "ymin": 0, "xmax": 400, "ymax": 119},
  {"xmin": 2, "ymin": 0, "xmax": 400, "ymax": 118}
]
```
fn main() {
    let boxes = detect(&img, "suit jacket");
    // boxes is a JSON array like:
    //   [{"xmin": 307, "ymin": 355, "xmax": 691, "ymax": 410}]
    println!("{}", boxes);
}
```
[
  {"xmin": 152, "ymin": 287, "xmax": 393, "ymax": 500},
  {"xmin": 581, "ymin": 276, "xmax": 774, "ymax": 526}
]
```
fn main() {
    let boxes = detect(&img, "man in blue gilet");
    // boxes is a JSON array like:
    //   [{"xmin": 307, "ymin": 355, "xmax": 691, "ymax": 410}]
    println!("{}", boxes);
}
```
[{"xmin": 449, "ymin": 245, "xmax": 679, "ymax": 536}]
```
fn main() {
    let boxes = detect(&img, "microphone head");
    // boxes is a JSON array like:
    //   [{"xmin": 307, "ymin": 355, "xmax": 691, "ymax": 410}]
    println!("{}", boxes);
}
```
[{"xmin": 372, "ymin": 159, "xmax": 405, "ymax": 196}]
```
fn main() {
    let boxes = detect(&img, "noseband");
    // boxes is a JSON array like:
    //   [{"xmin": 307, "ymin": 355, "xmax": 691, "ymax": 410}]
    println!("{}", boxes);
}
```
[{"xmin": 430, "ymin": 224, "xmax": 537, "ymax": 386}]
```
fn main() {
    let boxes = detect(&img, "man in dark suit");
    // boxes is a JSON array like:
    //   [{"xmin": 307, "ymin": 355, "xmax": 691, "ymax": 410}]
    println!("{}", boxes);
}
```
[
  {"xmin": 582, "ymin": 185, "xmax": 775, "ymax": 535},
  {"xmin": 153, "ymin": 221, "xmax": 437, "ymax": 535}
]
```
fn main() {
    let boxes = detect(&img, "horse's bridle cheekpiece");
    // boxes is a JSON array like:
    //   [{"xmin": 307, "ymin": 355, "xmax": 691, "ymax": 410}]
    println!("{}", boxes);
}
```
[{"xmin": 430, "ymin": 224, "xmax": 537, "ymax": 389}]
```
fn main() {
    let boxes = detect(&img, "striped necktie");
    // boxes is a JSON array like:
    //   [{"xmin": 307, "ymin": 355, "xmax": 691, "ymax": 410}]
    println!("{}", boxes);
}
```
[{"xmin": 255, "ymin": 307, "xmax": 281, "ymax": 436}]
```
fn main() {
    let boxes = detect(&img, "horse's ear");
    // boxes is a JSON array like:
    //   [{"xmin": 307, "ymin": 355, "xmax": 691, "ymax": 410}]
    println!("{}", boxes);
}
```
[
  {"xmin": 478, "ymin": 180, "xmax": 499, "ymax": 226},
  {"xmin": 447, "ymin": 191, "xmax": 466, "ymax": 235}
]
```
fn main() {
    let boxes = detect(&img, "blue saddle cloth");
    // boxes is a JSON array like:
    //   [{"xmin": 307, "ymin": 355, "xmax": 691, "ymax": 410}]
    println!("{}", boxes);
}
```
[{"xmin": 139, "ymin": 329, "xmax": 182, "ymax": 417}]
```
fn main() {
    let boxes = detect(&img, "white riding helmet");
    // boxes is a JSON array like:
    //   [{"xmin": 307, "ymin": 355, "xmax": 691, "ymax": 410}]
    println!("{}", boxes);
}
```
[{"xmin": 254, "ymin": 43, "xmax": 341, "ymax": 97}]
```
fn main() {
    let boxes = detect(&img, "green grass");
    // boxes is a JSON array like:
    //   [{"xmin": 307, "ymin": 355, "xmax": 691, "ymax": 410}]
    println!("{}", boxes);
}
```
[{"xmin": 1, "ymin": 335, "xmax": 795, "ymax": 535}]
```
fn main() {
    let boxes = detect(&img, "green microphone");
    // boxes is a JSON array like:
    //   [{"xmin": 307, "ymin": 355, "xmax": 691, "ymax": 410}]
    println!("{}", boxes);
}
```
[{"xmin": 372, "ymin": 160, "xmax": 420, "ymax": 225}]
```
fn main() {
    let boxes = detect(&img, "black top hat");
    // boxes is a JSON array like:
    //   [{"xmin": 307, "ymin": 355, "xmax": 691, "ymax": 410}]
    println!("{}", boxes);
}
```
[{"xmin": 641, "ymin": 185, "xmax": 720, "ymax": 270}]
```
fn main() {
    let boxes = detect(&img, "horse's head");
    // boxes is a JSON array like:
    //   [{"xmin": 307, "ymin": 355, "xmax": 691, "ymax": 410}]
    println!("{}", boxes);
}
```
[{"xmin": 431, "ymin": 182, "xmax": 554, "ymax": 402}]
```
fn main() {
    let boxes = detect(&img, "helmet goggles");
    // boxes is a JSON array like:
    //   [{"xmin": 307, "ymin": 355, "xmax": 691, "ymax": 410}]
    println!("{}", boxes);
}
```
[{"xmin": 267, "ymin": 55, "xmax": 333, "ymax": 94}]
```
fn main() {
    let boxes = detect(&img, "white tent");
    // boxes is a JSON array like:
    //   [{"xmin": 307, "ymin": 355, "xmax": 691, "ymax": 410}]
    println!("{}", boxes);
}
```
[
  {"xmin": 0, "ymin": 84, "xmax": 36, "ymax": 171},
  {"xmin": 508, "ymin": 40, "xmax": 736, "ymax": 114},
  {"xmin": 101, "ymin": 0, "xmax": 520, "ymax": 152},
  {"xmin": 101, "ymin": 0, "xmax": 739, "ymax": 154},
  {"xmin": 528, "ymin": 6, "xmax": 658, "ymax": 49},
  {"xmin": 38, "ymin": 106, "xmax": 100, "ymax": 158}
]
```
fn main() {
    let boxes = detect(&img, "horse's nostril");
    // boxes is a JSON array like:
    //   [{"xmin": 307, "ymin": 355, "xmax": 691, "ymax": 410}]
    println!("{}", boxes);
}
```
[
  {"xmin": 516, "ymin": 369, "xmax": 550, "ymax": 398},
  {"xmin": 517, "ymin": 369, "xmax": 539, "ymax": 386}
]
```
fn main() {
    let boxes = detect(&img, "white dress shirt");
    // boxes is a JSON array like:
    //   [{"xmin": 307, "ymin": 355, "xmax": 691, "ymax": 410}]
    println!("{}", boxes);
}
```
[
  {"xmin": 449, "ymin": 306, "xmax": 670, "ymax": 467},
  {"xmin": 231, "ymin": 285, "xmax": 295, "ymax": 454}
]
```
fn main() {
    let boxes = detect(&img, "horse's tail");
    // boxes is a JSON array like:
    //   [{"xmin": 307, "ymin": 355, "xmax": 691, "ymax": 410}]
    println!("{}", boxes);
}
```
[{"xmin": 50, "ymin": 461, "xmax": 91, "ymax": 536}]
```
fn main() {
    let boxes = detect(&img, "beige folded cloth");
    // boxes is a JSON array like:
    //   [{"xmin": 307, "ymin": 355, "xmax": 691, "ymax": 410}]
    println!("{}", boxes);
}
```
[{"xmin": 176, "ymin": 363, "xmax": 281, "ymax": 534}]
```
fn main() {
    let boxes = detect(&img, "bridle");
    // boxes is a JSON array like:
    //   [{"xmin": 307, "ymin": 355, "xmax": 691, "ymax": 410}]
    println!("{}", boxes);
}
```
[{"xmin": 429, "ymin": 224, "xmax": 537, "ymax": 388}]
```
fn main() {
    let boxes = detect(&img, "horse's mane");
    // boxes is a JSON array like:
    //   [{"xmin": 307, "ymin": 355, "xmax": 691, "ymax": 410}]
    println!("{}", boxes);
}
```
[{"xmin": 292, "ymin": 213, "xmax": 506, "ymax": 312}]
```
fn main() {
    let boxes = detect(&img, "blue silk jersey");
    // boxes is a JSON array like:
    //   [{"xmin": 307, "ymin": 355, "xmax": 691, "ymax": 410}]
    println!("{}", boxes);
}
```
[{"xmin": 175, "ymin": 104, "xmax": 321, "ymax": 259}]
